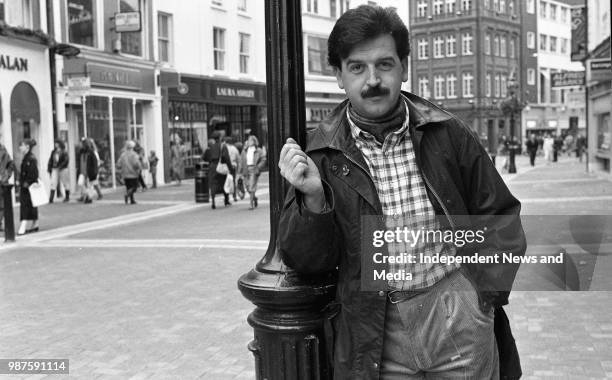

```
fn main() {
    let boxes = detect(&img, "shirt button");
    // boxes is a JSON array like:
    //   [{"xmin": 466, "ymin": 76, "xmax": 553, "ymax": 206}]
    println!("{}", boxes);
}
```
[
  {"xmin": 341, "ymin": 165, "xmax": 350, "ymax": 176},
  {"xmin": 378, "ymin": 291, "xmax": 385, "ymax": 297}
]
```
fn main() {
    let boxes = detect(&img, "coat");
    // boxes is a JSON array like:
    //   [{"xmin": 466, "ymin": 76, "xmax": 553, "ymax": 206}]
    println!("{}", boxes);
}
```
[
  {"xmin": 116, "ymin": 150, "xmax": 141, "ymax": 180},
  {"xmin": 237, "ymin": 146, "xmax": 266, "ymax": 177},
  {"xmin": 19, "ymin": 151, "xmax": 39, "ymax": 220},
  {"xmin": 47, "ymin": 149, "xmax": 69, "ymax": 173},
  {"xmin": 278, "ymin": 92, "xmax": 526, "ymax": 380},
  {"xmin": 203, "ymin": 142, "xmax": 232, "ymax": 194},
  {"xmin": 76, "ymin": 149, "xmax": 98, "ymax": 181}
]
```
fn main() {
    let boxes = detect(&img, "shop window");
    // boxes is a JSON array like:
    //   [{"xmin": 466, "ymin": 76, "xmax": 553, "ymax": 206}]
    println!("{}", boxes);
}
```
[
  {"xmin": 239, "ymin": 32, "xmax": 250, "ymax": 74},
  {"xmin": 598, "ymin": 113, "xmax": 611, "ymax": 151},
  {"xmin": 0, "ymin": 0, "xmax": 5, "ymax": 22},
  {"xmin": 307, "ymin": 36, "xmax": 334, "ymax": 76},
  {"xmin": 67, "ymin": 0, "xmax": 96, "ymax": 47},
  {"xmin": 119, "ymin": 0, "xmax": 143, "ymax": 56},
  {"xmin": 213, "ymin": 27, "xmax": 226, "ymax": 70},
  {"xmin": 157, "ymin": 12, "xmax": 172, "ymax": 62}
]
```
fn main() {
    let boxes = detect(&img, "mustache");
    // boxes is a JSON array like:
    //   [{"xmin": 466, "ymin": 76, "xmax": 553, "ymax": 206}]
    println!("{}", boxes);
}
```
[{"xmin": 361, "ymin": 86, "xmax": 390, "ymax": 99}]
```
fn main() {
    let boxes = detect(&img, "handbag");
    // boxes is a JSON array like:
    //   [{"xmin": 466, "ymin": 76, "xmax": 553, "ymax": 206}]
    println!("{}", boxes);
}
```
[
  {"xmin": 215, "ymin": 145, "xmax": 230, "ymax": 175},
  {"xmin": 28, "ymin": 180, "xmax": 49, "ymax": 207},
  {"xmin": 223, "ymin": 173, "xmax": 234, "ymax": 194}
]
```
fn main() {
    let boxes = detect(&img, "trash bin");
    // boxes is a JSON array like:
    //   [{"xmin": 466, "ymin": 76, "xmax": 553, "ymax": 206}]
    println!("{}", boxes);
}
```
[{"xmin": 195, "ymin": 162, "xmax": 209, "ymax": 203}]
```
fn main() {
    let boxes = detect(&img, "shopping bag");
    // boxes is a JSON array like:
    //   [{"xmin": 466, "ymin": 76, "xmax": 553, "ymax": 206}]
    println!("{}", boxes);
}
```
[
  {"xmin": 28, "ymin": 180, "xmax": 49, "ymax": 207},
  {"xmin": 224, "ymin": 173, "xmax": 234, "ymax": 194},
  {"xmin": 216, "ymin": 162, "xmax": 229, "ymax": 175}
]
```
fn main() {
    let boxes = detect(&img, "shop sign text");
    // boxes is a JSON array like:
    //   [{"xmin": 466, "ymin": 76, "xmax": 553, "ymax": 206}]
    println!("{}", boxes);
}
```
[
  {"xmin": 216, "ymin": 87, "xmax": 255, "ymax": 99},
  {"xmin": 0, "ymin": 55, "xmax": 28, "ymax": 71}
]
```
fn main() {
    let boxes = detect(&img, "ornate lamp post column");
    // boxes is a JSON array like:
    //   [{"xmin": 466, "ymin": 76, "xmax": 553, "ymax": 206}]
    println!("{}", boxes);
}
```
[
  {"xmin": 237, "ymin": 1, "xmax": 336, "ymax": 379},
  {"xmin": 499, "ymin": 77, "xmax": 527, "ymax": 174}
]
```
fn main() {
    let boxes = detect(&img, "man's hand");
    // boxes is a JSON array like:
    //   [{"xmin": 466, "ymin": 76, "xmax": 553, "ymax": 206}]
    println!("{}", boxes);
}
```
[{"xmin": 279, "ymin": 138, "xmax": 325, "ymax": 212}]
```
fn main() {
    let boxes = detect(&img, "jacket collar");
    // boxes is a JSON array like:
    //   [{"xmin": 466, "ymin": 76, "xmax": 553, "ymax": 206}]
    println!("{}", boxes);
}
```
[{"xmin": 306, "ymin": 91, "xmax": 452, "ymax": 154}]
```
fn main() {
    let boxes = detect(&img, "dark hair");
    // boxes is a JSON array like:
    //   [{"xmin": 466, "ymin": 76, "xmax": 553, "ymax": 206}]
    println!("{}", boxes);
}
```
[
  {"xmin": 54, "ymin": 139, "xmax": 66, "ymax": 150},
  {"xmin": 327, "ymin": 5, "xmax": 410, "ymax": 69},
  {"xmin": 21, "ymin": 138, "xmax": 37, "ymax": 149}
]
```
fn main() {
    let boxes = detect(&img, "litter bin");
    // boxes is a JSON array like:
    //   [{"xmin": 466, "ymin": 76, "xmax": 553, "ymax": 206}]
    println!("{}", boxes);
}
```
[{"xmin": 195, "ymin": 162, "xmax": 209, "ymax": 203}]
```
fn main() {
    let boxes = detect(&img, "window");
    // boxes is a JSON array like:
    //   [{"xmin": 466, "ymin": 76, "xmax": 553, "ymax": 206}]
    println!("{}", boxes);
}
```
[
  {"xmin": 493, "ymin": 0, "xmax": 498, "ymax": 11},
  {"xmin": 501, "ymin": 75, "xmax": 507, "ymax": 97},
  {"xmin": 560, "ymin": 38, "xmax": 568, "ymax": 54},
  {"xmin": 446, "ymin": 74, "xmax": 457, "ymax": 98},
  {"xmin": 486, "ymin": 73, "xmax": 492, "ymax": 97},
  {"xmin": 239, "ymin": 33, "xmax": 250, "ymax": 74},
  {"xmin": 446, "ymin": 35, "xmax": 456, "ymax": 56},
  {"xmin": 500, "ymin": 36, "xmax": 507, "ymax": 57},
  {"xmin": 549, "ymin": 36, "xmax": 557, "ymax": 52},
  {"xmin": 508, "ymin": 0, "xmax": 515, "ymax": 15},
  {"xmin": 120, "ymin": 0, "xmax": 142, "ymax": 56},
  {"xmin": 499, "ymin": 0, "xmax": 505, "ymax": 13},
  {"xmin": 419, "ymin": 77, "xmax": 430, "ymax": 98},
  {"xmin": 434, "ymin": 75, "xmax": 445, "ymax": 99},
  {"xmin": 484, "ymin": 34, "xmax": 491, "ymax": 55},
  {"xmin": 527, "ymin": 68, "xmax": 536, "ymax": 85},
  {"xmin": 433, "ymin": 0, "xmax": 443, "ymax": 15},
  {"xmin": 494, "ymin": 74, "xmax": 501, "ymax": 97},
  {"xmin": 509, "ymin": 38, "xmax": 515, "ymax": 58},
  {"xmin": 306, "ymin": 0, "xmax": 319, "ymax": 13},
  {"xmin": 540, "ymin": 1, "xmax": 547, "ymax": 18},
  {"xmin": 237, "ymin": 0, "xmax": 247, "ymax": 11},
  {"xmin": 462, "ymin": 32, "xmax": 473, "ymax": 55},
  {"xmin": 307, "ymin": 36, "xmax": 333, "ymax": 75},
  {"xmin": 539, "ymin": 34, "xmax": 547, "ymax": 51},
  {"xmin": 493, "ymin": 36, "xmax": 500, "ymax": 56},
  {"xmin": 67, "ymin": 0, "xmax": 95, "ymax": 47},
  {"xmin": 462, "ymin": 0, "xmax": 472, "ymax": 12},
  {"xmin": 446, "ymin": 0, "xmax": 456, "ymax": 14},
  {"xmin": 527, "ymin": 31, "xmax": 535, "ymax": 48},
  {"xmin": 549, "ymin": 3, "xmax": 556, "ymax": 20},
  {"xmin": 527, "ymin": 0, "xmax": 535, "ymax": 14},
  {"xmin": 484, "ymin": 0, "xmax": 490, "ymax": 9},
  {"xmin": 157, "ymin": 13, "xmax": 172, "ymax": 62},
  {"xmin": 462, "ymin": 72, "xmax": 474, "ymax": 97},
  {"xmin": 434, "ymin": 36, "xmax": 444, "ymax": 58},
  {"xmin": 330, "ymin": 0, "xmax": 337, "ymax": 18},
  {"xmin": 418, "ymin": 38, "xmax": 429, "ymax": 59},
  {"xmin": 560, "ymin": 7, "xmax": 568, "ymax": 23},
  {"xmin": 417, "ymin": 0, "xmax": 428, "ymax": 18},
  {"xmin": 213, "ymin": 27, "xmax": 226, "ymax": 70},
  {"xmin": 10, "ymin": 0, "xmax": 34, "ymax": 28}
]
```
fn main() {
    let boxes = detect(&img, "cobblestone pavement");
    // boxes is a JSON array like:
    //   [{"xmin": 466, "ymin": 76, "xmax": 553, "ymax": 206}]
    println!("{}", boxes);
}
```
[{"xmin": 0, "ymin": 160, "xmax": 611, "ymax": 379}]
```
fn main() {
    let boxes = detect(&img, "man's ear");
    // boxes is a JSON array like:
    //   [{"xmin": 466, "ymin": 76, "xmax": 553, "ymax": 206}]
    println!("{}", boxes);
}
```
[
  {"xmin": 401, "ymin": 57, "xmax": 409, "ymax": 82},
  {"xmin": 334, "ymin": 67, "xmax": 344, "ymax": 89}
]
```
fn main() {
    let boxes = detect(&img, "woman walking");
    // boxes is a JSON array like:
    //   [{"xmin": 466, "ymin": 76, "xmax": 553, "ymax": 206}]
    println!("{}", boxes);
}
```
[
  {"xmin": 47, "ymin": 139, "xmax": 69, "ymax": 203},
  {"xmin": 116, "ymin": 140, "xmax": 142, "ymax": 205},
  {"xmin": 88, "ymin": 139, "xmax": 104, "ymax": 199},
  {"xmin": 169, "ymin": 139, "xmax": 184, "ymax": 185},
  {"xmin": 76, "ymin": 139, "xmax": 98, "ymax": 204},
  {"xmin": 203, "ymin": 133, "xmax": 232, "ymax": 209},
  {"xmin": 238, "ymin": 135, "xmax": 266, "ymax": 210},
  {"xmin": 18, "ymin": 139, "xmax": 39, "ymax": 235}
]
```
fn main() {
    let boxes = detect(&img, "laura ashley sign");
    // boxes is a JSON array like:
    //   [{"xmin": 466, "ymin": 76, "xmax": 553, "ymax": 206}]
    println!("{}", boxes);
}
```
[
  {"xmin": 216, "ymin": 86, "xmax": 255, "ymax": 99},
  {"xmin": 0, "ymin": 55, "xmax": 28, "ymax": 71}
]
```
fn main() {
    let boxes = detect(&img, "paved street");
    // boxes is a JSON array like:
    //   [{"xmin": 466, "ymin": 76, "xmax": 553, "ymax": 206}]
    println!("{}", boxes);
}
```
[{"xmin": 1, "ymin": 156, "xmax": 612, "ymax": 379}]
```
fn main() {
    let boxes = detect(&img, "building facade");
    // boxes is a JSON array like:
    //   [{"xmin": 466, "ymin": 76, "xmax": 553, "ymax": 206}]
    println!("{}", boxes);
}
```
[
  {"xmin": 585, "ymin": 0, "xmax": 611, "ymax": 175},
  {"xmin": 409, "ymin": 0, "xmax": 522, "ymax": 152},
  {"xmin": 521, "ymin": 0, "xmax": 586, "ymax": 142},
  {"xmin": 154, "ymin": 0, "xmax": 267, "ymax": 178},
  {"xmin": 302, "ymin": 0, "xmax": 410, "ymax": 129},
  {"xmin": 0, "ymin": 0, "xmax": 54, "ymax": 191}
]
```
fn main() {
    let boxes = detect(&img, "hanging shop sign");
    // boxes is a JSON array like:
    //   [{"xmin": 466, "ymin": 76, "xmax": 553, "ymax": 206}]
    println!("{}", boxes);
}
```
[
  {"xmin": 551, "ymin": 71, "xmax": 585, "ymax": 88},
  {"xmin": 115, "ymin": 12, "xmax": 142, "ymax": 33}
]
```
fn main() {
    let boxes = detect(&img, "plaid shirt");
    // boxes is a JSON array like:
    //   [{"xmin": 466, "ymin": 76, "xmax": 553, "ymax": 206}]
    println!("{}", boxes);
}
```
[{"xmin": 347, "ymin": 99, "xmax": 458, "ymax": 291}]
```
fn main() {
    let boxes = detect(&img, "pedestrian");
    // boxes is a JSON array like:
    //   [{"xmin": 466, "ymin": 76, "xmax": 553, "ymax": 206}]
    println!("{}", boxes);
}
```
[
  {"xmin": 17, "ymin": 139, "xmax": 40, "ymax": 235},
  {"xmin": 576, "ymin": 133, "xmax": 587, "ymax": 162},
  {"xmin": 148, "ymin": 150, "xmax": 159, "ymax": 188},
  {"xmin": 553, "ymin": 133, "xmax": 563, "ymax": 162},
  {"xmin": 525, "ymin": 133, "xmax": 539, "ymax": 167},
  {"xmin": 135, "ymin": 142, "xmax": 147, "ymax": 191},
  {"xmin": 543, "ymin": 133, "xmax": 554, "ymax": 163},
  {"xmin": 497, "ymin": 135, "xmax": 509, "ymax": 172},
  {"xmin": 88, "ymin": 138, "xmax": 104, "ymax": 200},
  {"xmin": 0, "ymin": 139, "xmax": 15, "ymax": 231},
  {"xmin": 203, "ymin": 133, "xmax": 232, "ymax": 209},
  {"xmin": 169, "ymin": 138, "xmax": 184, "ymax": 186},
  {"xmin": 115, "ymin": 140, "xmax": 141, "ymax": 205},
  {"xmin": 277, "ymin": 5, "xmax": 525, "ymax": 379},
  {"xmin": 47, "ymin": 139, "xmax": 69, "ymax": 203},
  {"xmin": 76, "ymin": 138, "xmax": 98, "ymax": 204},
  {"xmin": 225, "ymin": 136, "xmax": 240, "ymax": 202},
  {"xmin": 238, "ymin": 135, "xmax": 266, "ymax": 210}
]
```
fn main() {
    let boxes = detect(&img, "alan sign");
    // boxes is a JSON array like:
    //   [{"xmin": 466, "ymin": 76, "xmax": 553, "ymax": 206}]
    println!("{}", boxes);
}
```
[{"xmin": 115, "ymin": 12, "xmax": 141, "ymax": 32}]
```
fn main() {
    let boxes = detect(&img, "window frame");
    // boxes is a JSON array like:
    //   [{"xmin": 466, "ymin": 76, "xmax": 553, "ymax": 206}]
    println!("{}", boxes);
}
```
[
  {"xmin": 418, "ymin": 38, "xmax": 429, "ymax": 60},
  {"xmin": 446, "ymin": 34, "xmax": 456, "ymax": 57},
  {"xmin": 213, "ymin": 26, "xmax": 226, "ymax": 71},
  {"xmin": 118, "ymin": 0, "xmax": 146, "ymax": 58},
  {"xmin": 239, "ymin": 32, "xmax": 250, "ymax": 74},
  {"xmin": 65, "ymin": 0, "xmax": 98, "ymax": 48},
  {"xmin": 434, "ymin": 75, "xmax": 445, "ymax": 100},
  {"xmin": 527, "ymin": 31, "xmax": 535, "ymax": 49},
  {"xmin": 462, "ymin": 32, "xmax": 473, "ymax": 55},
  {"xmin": 157, "ymin": 12, "xmax": 173, "ymax": 63},
  {"xmin": 434, "ymin": 36, "xmax": 444, "ymax": 58},
  {"xmin": 462, "ymin": 72, "xmax": 474, "ymax": 98},
  {"xmin": 446, "ymin": 73, "xmax": 457, "ymax": 98}
]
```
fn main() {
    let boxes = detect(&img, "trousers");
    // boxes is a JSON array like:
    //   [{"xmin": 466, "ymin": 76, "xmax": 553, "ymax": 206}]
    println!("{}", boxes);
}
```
[{"xmin": 381, "ymin": 270, "xmax": 499, "ymax": 379}]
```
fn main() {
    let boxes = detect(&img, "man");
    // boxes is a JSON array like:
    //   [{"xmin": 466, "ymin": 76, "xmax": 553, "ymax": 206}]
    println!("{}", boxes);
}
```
[
  {"xmin": 0, "ymin": 140, "xmax": 15, "ymax": 231},
  {"xmin": 278, "ymin": 5, "xmax": 525, "ymax": 380},
  {"xmin": 525, "ymin": 133, "xmax": 539, "ymax": 167}
]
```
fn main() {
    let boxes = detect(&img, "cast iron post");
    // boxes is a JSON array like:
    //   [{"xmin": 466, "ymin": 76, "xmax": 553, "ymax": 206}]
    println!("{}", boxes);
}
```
[
  {"xmin": 499, "ymin": 77, "xmax": 526, "ymax": 174},
  {"xmin": 237, "ymin": 0, "xmax": 336, "ymax": 379}
]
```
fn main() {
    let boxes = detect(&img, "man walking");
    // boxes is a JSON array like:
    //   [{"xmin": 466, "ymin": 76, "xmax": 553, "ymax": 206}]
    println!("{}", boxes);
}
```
[
  {"xmin": 526, "ymin": 133, "xmax": 539, "ymax": 167},
  {"xmin": 278, "ymin": 5, "xmax": 526, "ymax": 379}
]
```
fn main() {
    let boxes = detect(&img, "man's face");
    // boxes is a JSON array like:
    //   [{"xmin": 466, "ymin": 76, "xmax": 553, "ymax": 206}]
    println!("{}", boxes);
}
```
[{"xmin": 335, "ymin": 34, "xmax": 408, "ymax": 119}]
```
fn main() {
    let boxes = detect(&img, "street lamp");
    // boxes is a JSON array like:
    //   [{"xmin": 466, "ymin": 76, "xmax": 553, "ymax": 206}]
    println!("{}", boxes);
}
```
[{"xmin": 499, "ymin": 76, "xmax": 527, "ymax": 174}]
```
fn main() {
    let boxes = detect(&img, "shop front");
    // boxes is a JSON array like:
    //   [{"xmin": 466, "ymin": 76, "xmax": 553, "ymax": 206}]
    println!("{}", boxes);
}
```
[
  {"xmin": 0, "ymin": 36, "xmax": 53, "ymax": 195},
  {"xmin": 166, "ymin": 76, "xmax": 266, "ymax": 178},
  {"xmin": 62, "ymin": 57, "xmax": 161, "ymax": 188}
]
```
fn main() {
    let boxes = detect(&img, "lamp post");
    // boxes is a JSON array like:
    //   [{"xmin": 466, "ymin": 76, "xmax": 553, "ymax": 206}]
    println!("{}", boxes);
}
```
[
  {"xmin": 499, "ymin": 77, "xmax": 527, "ymax": 174},
  {"xmin": 237, "ymin": 1, "xmax": 336, "ymax": 379}
]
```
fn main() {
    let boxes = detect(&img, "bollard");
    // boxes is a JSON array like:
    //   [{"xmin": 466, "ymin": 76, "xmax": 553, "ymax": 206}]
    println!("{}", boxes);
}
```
[
  {"xmin": 195, "ymin": 162, "xmax": 209, "ymax": 203},
  {"xmin": 238, "ymin": 0, "xmax": 336, "ymax": 378},
  {"xmin": 2, "ymin": 184, "xmax": 15, "ymax": 242}
]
